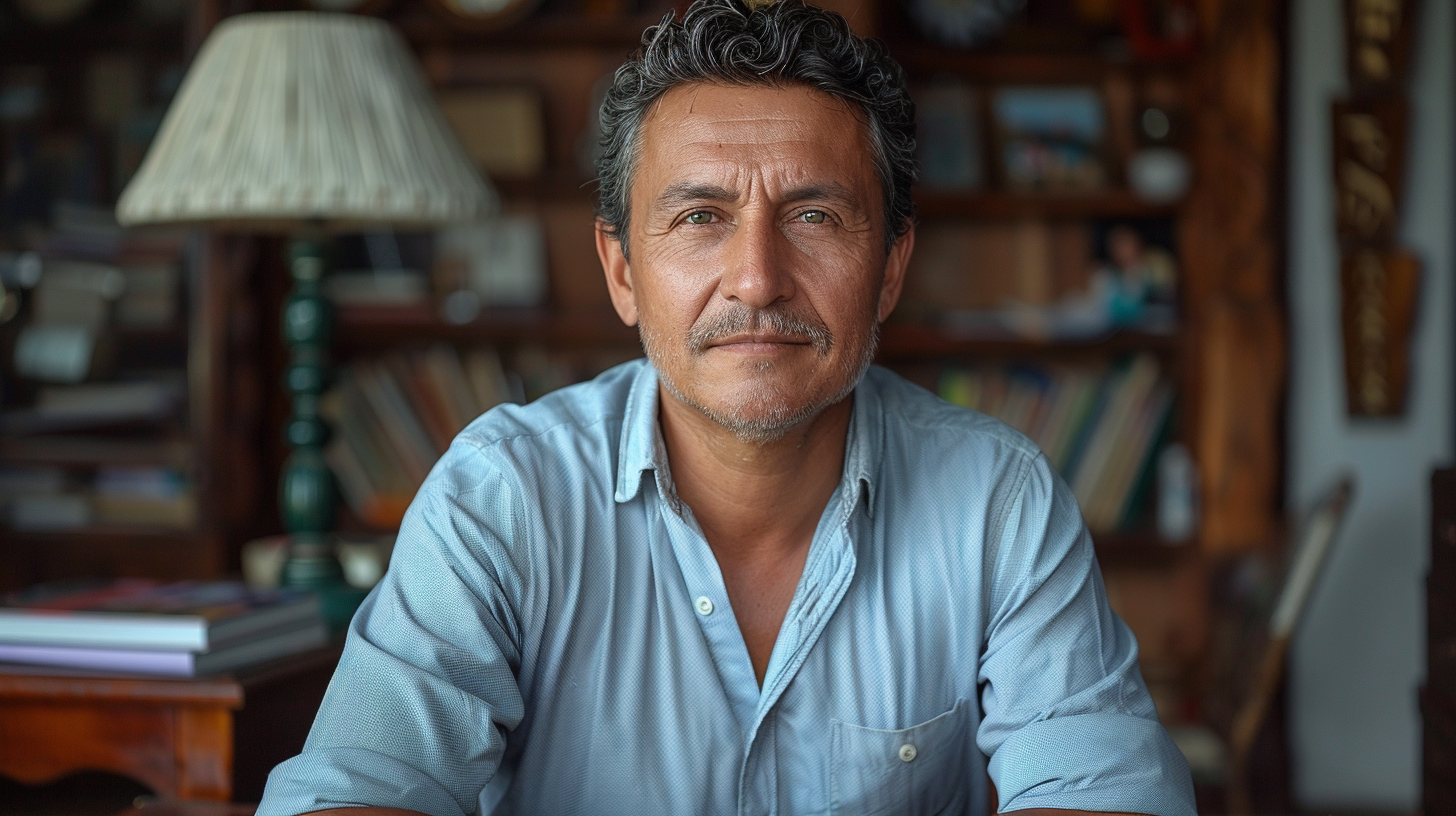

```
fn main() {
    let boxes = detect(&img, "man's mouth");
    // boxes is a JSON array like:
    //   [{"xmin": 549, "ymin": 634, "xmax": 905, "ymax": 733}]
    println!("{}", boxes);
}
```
[{"xmin": 708, "ymin": 333, "xmax": 813, "ymax": 349}]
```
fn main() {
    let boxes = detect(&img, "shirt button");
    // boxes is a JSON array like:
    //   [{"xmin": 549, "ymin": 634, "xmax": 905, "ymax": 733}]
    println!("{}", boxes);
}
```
[
  {"xmin": 695, "ymin": 596, "xmax": 714, "ymax": 616},
  {"xmin": 898, "ymin": 743, "xmax": 918, "ymax": 762}
]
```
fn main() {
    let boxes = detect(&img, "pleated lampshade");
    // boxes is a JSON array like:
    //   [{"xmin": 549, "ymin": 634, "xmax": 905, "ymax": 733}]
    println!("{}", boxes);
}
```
[{"xmin": 117, "ymin": 12, "xmax": 495, "ymax": 230}]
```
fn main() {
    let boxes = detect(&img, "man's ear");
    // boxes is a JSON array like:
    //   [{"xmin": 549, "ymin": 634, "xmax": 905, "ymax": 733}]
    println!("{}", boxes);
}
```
[
  {"xmin": 596, "ymin": 219, "xmax": 639, "ymax": 327},
  {"xmin": 876, "ymin": 221, "xmax": 915, "ymax": 322}
]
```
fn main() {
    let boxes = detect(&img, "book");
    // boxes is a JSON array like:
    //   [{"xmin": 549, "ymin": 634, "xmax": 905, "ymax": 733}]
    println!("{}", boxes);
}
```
[
  {"xmin": 0, "ymin": 580, "xmax": 321, "ymax": 652},
  {"xmin": 321, "ymin": 344, "xmax": 518, "ymax": 530},
  {"xmin": 385, "ymin": 351, "xmax": 455, "ymax": 455},
  {"xmin": 352, "ymin": 360, "xmax": 437, "ymax": 483},
  {"xmin": 1068, "ymin": 355, "xmax": 1161, "ymax": 514},
  {"xmin": 0, "ymin": 620, "xmax": 328, "ymax": 677},
  {"xmin": 1086, "ymin": 382, "xmax": 1173, "ymax": 530},
  {"xmin": 1, "ymin": 378, "xmax": 184, "ymax": 435},
  {"xmin": 333, "ymin": 376, "xmax": 413, "ymax": 497},
  {"xmin": 463, "ymin": 347, "xmax": 512, "ymax": 412},
  {"xmin": 325, "ymin": 435, "xmax": 411, "ymax": 529}
]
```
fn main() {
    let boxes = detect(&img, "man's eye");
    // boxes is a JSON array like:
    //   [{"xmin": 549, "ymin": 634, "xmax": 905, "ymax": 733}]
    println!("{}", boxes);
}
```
[
  {"xmin": 799, "ymin": 210, "xmax": 828, "ymax": 224},
  {"xmin": 685, "ymin": 211, "xmax": 714, "ymax": 225}
]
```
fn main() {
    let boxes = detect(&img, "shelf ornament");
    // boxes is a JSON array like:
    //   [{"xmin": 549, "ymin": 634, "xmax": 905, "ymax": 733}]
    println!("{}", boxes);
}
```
[
  {"xmin": 116, "ymin": 12, "xmax": 495, "ymax": 629},
  {"xmin": 1333, "ymin": 0, "xmax": 1418, "ymax": 417},
  {"xmin": 907, "ymin": 0, "xmax": 1026, "ymax": 49}
]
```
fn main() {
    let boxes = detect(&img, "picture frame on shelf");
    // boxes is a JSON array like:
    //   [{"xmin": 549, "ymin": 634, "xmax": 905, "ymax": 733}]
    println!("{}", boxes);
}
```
[{"xmin": 990, "ymin": 86, "xmax": 1111, "ymax": 193}]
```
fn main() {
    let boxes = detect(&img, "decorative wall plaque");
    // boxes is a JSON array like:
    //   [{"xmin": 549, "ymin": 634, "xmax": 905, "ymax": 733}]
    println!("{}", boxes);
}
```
[
  {"xmin": 1340, "ymin": 248, "xmax": 1420, "ymax": 417},
  {"xmin": 1344, "ymin": 0, "xmax": 1414, "ymax": 94},
  {"xmin": 1335, "ymin": 0, "xmax": 1417, "ymax": 418},
  {"xmin": 1332, "ymin": 98, "xmax": 1408, "ymax": 242}
]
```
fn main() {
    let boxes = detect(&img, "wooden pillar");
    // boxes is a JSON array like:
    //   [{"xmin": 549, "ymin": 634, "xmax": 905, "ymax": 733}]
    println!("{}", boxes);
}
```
[{"xmin": 1179, "ymin": 0, "xmax": 1287, "ymax": 554}]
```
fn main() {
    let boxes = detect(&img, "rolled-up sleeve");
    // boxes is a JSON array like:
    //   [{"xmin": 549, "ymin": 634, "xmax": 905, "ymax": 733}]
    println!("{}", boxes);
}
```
[
  {"xmin": 978, "ymin": 452, "xmax": 1196, "ymax": 816},
  {"xmin": 258, "ymin": 442, "xmax": 535, "ymax": 816}
]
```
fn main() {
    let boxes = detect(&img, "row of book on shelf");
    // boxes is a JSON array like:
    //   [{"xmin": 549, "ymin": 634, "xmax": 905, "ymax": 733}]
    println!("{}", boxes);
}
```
[
  {"xmin": 0, "ymin": 579, "xmax": 326, "ymax": 677},
  {"xmin": 324, "ymin": 344, "xmax": 515, "ymax": 529},
  {"xmin": 0, "ymin": 463, "xmax": 194, "ymax": 531},
  {"xmin": 328, "ymin": 346, "xmax": 1176, "ymax": 536},
  {"xmin": 1, "ymin": 204, "xmax": 191, "ymax": 532},
  {"xmin": 938, "ymin": 353, "xmax": 1174, "ymax": 533}
]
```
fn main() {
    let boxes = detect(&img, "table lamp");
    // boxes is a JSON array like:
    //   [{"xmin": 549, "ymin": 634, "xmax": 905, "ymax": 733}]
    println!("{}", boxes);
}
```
[{"xmin": 117, "ymin": 12, "xmax": 495, "ymax": 628}]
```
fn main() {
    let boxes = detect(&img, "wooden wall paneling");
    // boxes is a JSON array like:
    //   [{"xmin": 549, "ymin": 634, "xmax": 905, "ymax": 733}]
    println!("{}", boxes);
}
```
[{"xmin": 1178, "ymin": 0, "xmax": 1286, "ymax": 554}]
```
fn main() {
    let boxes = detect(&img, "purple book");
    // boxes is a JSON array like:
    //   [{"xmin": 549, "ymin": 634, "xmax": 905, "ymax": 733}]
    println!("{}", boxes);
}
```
[{"xmin": 0, "ymin": 621, "xmax": 327, "ymax": 677}]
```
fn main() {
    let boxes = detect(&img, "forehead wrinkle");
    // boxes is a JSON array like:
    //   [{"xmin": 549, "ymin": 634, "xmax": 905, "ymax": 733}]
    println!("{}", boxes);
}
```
[{"xmin": 635, "ymin": 84, "xmax": 882, "ymax": 227}]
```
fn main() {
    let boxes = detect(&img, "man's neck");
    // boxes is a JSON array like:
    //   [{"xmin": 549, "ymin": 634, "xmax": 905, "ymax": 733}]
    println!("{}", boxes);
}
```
[{"xmin": 657, "ymin": 386, "xmax": 851, "ymax": 562}]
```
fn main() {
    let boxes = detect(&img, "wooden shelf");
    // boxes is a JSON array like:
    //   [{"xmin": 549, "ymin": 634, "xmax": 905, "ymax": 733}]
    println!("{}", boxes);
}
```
[
  {"xmin": 0, "ymin": 436, "xmax": 192, "ymax": 469},
  {"xmin": 892, "ymin": 48, "xmax": 1194, "ymax": 83},
  {"xmin": 878, "ymin": 324, "xmax": 1179, "ymax": 359},
  {"xmin": 396, "ymin": 11, "xmax": 662, "ymax": 51},
  {"xmin": 335, "ymin": 307, "xmax": 639, "ymax": 350},
  {"xmin": 0, "ymin": 526, "xmax": 206, "ymax": 544},
  {"xmin": 1092, "ymin": 531, "xmax": 1199, "ymax": 568},
  {"xmin": 915, "ymin": 190, "xmax": 1180, "ymax": 220},
  {"xmin": 0, "ymin": 526, "xmax": 225, "ymax": 590},
  {"xmin": 493, "ymin": 174, "xmax": 597, "ymax": 203},
  {"xmin": 0, "ymin": 19, "xmax": 184, "ymax": 62}
]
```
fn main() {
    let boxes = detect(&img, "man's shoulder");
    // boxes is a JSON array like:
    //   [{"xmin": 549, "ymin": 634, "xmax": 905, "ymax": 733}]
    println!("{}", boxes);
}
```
[
  {"xmin": 862, "ymin": 365, "xmax": 1044, "ymax": 465},
  {"xmin": 438, "ymin": 359, "xmax": 644, "ymax": 478}
]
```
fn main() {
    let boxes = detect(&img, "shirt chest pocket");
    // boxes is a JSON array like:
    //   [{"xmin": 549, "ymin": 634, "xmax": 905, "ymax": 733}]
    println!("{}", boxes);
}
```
[{"xmin": 829, "ymin": 698, "xmax": 972, "ymax": 816}]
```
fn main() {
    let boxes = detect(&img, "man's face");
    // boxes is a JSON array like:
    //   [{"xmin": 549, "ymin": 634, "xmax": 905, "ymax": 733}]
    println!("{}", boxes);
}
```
[{"xmin": 597, "ymin": 82, "xmax": 913, "ymax": 442}]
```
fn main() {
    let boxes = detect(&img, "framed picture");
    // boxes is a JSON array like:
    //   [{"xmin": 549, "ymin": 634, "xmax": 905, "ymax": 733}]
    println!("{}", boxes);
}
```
[{"xmin": 990, "ymin": 86, "xmax": 1110, "ymax": 193}]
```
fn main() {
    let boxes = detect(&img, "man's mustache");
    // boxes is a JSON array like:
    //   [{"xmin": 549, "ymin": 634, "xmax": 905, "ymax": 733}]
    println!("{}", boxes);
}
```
[{"xmin": 686, "ymin": 304, "xmax": 834, "ymax": 354}]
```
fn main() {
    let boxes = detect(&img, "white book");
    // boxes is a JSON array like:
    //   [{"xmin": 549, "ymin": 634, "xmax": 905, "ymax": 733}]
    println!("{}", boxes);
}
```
[{"xmin": 0, "ymin": 622, "xmax": 328, "ymax": 677}]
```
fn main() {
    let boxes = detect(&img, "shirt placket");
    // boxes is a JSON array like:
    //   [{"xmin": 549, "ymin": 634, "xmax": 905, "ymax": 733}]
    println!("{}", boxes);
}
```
[
  {"xmin": 652, "ymin": 473, "xmax": 761, "ymax": 732},
  {"xmin": 651, "ymin": 458, "xmax": 860, "ymax": 816},
  {"xmin": 738, "ymin": 499, "xmax": 858, "ymax": 816}
]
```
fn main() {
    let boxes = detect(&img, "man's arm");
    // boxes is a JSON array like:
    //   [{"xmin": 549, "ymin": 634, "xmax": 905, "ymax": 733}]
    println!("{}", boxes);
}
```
[
  {"xmin": 1011, "ymin": 811, "xmax": 1146, "ymax": 815},
  {"xmin": 300, "ymin": 811, "xmax": 426, "ymax": 816},
  {"xmin": 257, "ymin": 447, "xmax": 532, "ymax": 816},
  {"xmin": 976, "ymin": 452, "xmax": 1196, "ymax": 816}
]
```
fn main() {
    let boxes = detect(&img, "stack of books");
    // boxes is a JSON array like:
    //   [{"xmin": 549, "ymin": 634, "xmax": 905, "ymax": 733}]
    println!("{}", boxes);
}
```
[
  {"xmin": 1427, "ymin": 469, "xmax": 1456, "ymax": 814},
  {"xmin": 0, "ymin": 579, "xmax": 327, "ymax": 677},
  {"xmin": 938, "ymin": 354, "xmax": 1174, "ymax": 533}
]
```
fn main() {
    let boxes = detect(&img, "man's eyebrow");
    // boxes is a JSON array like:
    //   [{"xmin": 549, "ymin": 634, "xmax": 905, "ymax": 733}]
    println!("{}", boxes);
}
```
[
  {"xmin": 651, "ymin": 181, "xmax": 862, "ymax": 210},
  {"xmin": 653, "ymin": 182, "xmax": 737, "ymax": 210},
  {"xmin": 780, "ymin": 181, "xmax": 860, "ymax": 208}
]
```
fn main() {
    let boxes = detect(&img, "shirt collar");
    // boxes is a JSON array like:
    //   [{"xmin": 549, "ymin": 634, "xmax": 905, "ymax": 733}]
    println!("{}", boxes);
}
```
[
  {"xmin": 614, "ymin": 360, "xmax": 884, "ymax": 518},
  {"xmin": 844, "ymin": 367, "xmax": 883, "ymax": 519},
  {"xmin": 615, "ymin": 360, "xmax": 663, "ymax": 504}
]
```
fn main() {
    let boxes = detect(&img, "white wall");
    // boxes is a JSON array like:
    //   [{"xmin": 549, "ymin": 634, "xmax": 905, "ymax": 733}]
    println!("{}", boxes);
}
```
[{"xmin": 1287, "ymin": 0, "xmax": 1454, "ymax": 809}]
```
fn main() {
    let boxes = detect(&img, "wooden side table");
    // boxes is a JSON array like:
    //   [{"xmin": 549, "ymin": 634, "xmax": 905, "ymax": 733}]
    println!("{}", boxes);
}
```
[
  {"xmin": 0, "ymin": 644, "xmax": 341, "ymax": 801},
  {"xmin": 120, "ymin": 800, "xmax": 257, "ymax": 816}
]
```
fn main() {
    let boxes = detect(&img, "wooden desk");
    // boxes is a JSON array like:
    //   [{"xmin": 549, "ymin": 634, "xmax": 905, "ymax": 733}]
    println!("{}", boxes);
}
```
[
  {"xmin": 0, "ymin": 644, "xmax": 341, "ymax": 801},
  {"xmin": 120, "ymin": 800, "xmax": 256, "ymax": 816}
]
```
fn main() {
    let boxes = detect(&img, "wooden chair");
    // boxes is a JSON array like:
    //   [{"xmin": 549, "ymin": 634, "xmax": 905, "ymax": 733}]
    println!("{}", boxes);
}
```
[{"xmin": 1170, "ymin": 476, "xmax": 1355, "ymax": 814}]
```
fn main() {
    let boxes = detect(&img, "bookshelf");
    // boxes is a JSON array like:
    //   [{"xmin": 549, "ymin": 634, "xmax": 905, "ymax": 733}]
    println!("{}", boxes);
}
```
[
  {"xmin": 303, "ymin": 0, "xmax": 1284, "ymax": 729},
  {"xmin": 0, "ymin": 0, "xmax": 1284, "ymax": 742},
  {"xmin": 0, "ymin": 0, "xmax": 257, "ymax": 589}
]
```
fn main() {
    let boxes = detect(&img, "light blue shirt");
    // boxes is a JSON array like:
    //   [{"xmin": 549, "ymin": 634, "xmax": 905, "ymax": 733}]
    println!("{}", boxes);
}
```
[{"xmin": 259, "ymin": 359, "xmax": 1195, "ymax": 816}]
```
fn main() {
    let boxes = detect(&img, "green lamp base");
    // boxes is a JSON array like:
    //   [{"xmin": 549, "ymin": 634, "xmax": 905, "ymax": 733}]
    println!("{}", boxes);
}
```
[{"xmin": 280, "ymin": 540, "xmax": 368, "ymax": 634}]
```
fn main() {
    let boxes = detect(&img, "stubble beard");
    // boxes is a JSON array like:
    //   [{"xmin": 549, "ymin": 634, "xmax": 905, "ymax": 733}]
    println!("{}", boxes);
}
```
[{"xmin": 641, "ymin": 303, "xmax": 880, "ymax": 445}]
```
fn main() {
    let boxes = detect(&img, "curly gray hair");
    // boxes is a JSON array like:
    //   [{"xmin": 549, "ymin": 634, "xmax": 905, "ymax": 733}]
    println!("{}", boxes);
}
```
[{"xmin": 594, "ymin": 0, "xmax": 917, "ymax": 259}]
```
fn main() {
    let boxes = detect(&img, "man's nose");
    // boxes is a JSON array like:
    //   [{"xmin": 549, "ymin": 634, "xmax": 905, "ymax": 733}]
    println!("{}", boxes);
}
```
[{"xmin": 717, "ymin": 213, "xmax": 795, "ymax": 309}]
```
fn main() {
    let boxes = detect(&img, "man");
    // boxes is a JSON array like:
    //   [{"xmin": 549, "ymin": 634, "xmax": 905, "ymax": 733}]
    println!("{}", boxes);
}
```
[{"xmin": 258, "ymin": 2, "xmax": 1196, "ymax": 814}]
